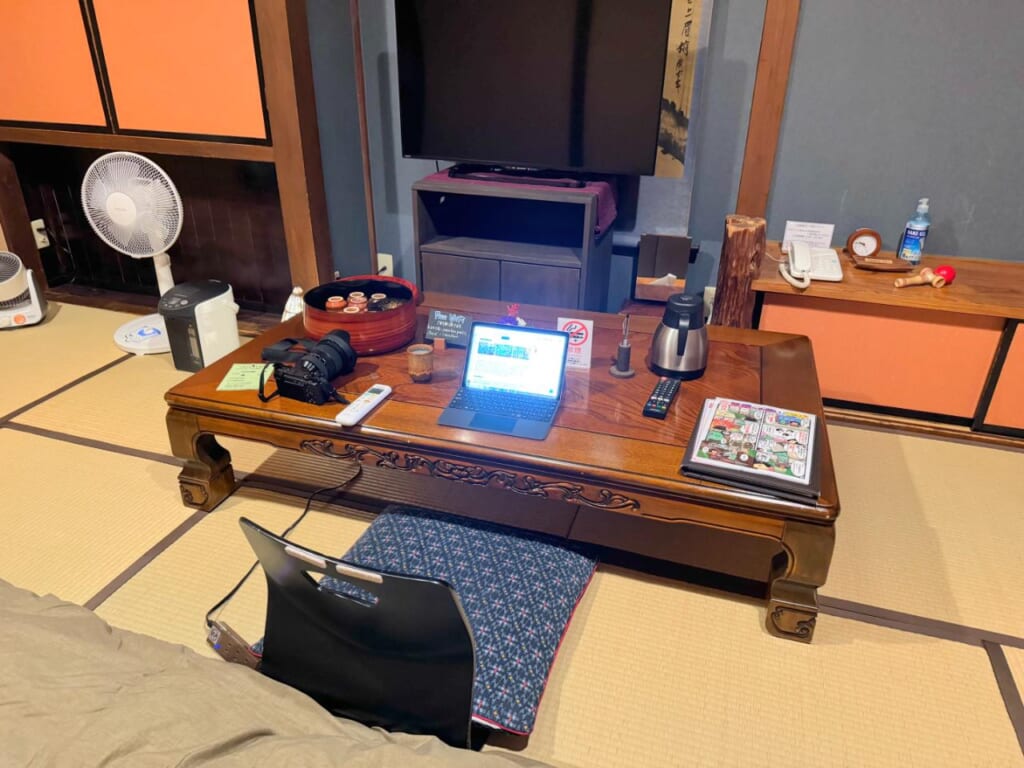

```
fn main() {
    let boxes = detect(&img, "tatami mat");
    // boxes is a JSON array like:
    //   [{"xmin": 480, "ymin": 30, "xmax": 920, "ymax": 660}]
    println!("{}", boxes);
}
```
[
  {"xmin": 822, "ymin": 424, "xmax": 1024, "ymax": 638},
  {"xmin": 13, "ymin": 344, "xmax": 281, "ymax": 472},
  {"xmin": 0, "ymin": 430, "xmax": 193, "ymax": 605},
  {"xmin": 94, "ymin": 493, "xmax": 1024, "ymax": 767},
  {"xmin": 95, "ymin": 485, "xmax": 373, "ymax": 658},
  {"xmin": 0, "ymin": 302, "xmax": 137, "ymax": 416},
  {"xmin": 494, "ymin": 568, "xmax": 1023, "ymax": 768},
  {"xmin": 8, "ymin": 303, "xmax": 1024, "ymax": 766}
]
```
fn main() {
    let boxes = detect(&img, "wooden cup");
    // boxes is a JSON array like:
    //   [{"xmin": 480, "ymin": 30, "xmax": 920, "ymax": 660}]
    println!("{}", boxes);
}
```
[{"xmin": 407, "ymin": 343, "xmax": 434, "ymax": 382}]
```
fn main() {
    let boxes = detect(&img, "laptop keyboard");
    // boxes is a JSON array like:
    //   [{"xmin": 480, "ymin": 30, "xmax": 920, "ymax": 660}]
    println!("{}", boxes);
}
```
[{"xmin": 450, "ymin": 389, "xmax": 558, "ymax": 421}]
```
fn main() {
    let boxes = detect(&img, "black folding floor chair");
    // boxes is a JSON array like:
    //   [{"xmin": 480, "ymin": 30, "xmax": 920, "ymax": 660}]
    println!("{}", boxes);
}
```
[
  {"xmin": 239, "ymin": 517, "xmax": 477, "ymax": 748},
  {"xmin": 242, "ymin": 506, "xmax": 597, "ymax": 750}
]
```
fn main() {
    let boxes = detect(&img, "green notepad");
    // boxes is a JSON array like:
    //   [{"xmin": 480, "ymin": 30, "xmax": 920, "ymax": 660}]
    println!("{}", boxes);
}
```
[{"xmin": 217, "ymin": 363, "xmax": 268, "ymax": 391}]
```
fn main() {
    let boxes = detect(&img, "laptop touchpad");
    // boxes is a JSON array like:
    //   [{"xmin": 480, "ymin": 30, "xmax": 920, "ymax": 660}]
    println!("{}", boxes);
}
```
[{"xmin": 470, "ymin": 413, "xmax": 517, "ymax": 432}]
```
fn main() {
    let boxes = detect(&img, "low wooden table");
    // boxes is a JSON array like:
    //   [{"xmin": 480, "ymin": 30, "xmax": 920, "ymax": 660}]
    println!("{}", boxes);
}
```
[{"xmin": 166, "ymin": 293, "xmax": 839, "ymax": 642}]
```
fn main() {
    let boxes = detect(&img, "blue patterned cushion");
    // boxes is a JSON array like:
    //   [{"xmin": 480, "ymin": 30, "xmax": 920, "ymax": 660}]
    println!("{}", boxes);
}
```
[{"xmin": 318, "ymin": 505, "xmax": 597, "ymax": 735}]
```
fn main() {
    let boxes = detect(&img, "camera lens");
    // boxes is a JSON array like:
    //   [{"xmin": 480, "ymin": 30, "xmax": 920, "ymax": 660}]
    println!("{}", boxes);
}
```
[{"xmin": 309, "ymin": 330, "xmax": 356, "ymax": 379}]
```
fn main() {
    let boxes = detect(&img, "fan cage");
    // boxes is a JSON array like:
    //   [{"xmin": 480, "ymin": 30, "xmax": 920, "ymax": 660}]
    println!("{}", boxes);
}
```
[
  {"xmin": 0, "ymin": 251, "xmax": 29, "ymax": 305},
  {"xmin": 0, "ymin": 251, "xmax": 23, "ymax": 283},
  {"xmin": 81, "ymin": 152, "xmax": 184, "ymax": 259},
  {"xmin": 0, "ymin": 291, "xmax": 30, "ymax": 311}
]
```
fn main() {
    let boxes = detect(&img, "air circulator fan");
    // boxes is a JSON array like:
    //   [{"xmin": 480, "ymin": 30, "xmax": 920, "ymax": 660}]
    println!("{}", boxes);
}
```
[{"xmin": 81, "ymin": 151, "xmax": 183, "ymax": 354}]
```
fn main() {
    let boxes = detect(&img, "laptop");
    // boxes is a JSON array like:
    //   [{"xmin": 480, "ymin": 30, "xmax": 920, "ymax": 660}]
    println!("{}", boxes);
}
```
[{"xmin": 438, "ymin": 322, "xmax": 570, "ymax": 440}]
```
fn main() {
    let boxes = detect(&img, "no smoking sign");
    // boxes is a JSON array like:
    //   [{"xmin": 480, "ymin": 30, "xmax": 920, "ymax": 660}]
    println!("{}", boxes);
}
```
[
  {"xmin": 558, "ymin": 317, "xmax": 593, "ymax": 369},
  {"xmin": 561, "ymin": 320, "xmax": 589, "ymax": 345}
]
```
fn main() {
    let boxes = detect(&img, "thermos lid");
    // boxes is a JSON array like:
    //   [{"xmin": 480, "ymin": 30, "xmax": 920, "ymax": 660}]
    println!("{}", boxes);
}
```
[{"xmin": 661, "ymin": 292, "xmax": 704, "ymax": 330}]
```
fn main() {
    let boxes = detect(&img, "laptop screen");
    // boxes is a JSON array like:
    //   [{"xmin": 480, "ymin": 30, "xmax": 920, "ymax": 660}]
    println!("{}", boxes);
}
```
[{"xmin": 463, "ymin": 323, "xmax": 569, "ymax": 399}]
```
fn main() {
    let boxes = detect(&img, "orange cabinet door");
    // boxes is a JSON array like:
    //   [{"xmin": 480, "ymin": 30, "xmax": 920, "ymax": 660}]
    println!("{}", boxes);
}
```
[
  {"xmin": 92, "ymin": 0, "xmax": 266, "ymax": 139},
  {"xmin": 759, "ymin": 295, "xmax": 1003, "ymax": 418},
  {"xmin": 0, "ymin": 1, "xmax": 106, "ymax": 127},
  {"xmin": 982, "ymin": 323, "xmax": 1024, "ymax": 431}
]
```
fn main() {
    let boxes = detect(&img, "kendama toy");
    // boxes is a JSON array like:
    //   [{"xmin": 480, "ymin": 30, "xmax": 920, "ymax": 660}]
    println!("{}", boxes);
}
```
[
  {"xmin": 933, "ymin": 265, "xmax": 957, "ymax": 284},
  {"xmin": 895, "ymin": 267, "xmax": 949, "ymax": 289}
]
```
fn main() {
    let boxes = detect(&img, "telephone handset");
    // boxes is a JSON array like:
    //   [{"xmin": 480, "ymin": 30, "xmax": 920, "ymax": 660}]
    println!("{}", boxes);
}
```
[{"xmin": 779, "ymin": 241, "xmax": 844, "ymax": 289}]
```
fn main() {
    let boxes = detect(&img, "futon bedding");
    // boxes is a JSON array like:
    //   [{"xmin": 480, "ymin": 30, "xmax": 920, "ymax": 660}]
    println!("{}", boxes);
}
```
[{"xmin": 0, "ymin": 579, "xmax": 547, "ymax": 767}]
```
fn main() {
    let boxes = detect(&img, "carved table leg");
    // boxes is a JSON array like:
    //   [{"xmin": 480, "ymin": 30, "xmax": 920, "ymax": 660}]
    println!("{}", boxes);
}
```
[
  {"xmin": 167, "ymin": 409, "xmax": 237, "ymax": 512},
  {"xmin": 766, "ymin": 520, "xmax": 835, "ymax": 643}
]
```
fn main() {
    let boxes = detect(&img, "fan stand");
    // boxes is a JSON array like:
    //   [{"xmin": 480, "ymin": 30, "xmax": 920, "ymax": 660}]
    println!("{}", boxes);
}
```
[{"xmin": 113, "ymin": 253, "xmax": 174, "ymax": 355}]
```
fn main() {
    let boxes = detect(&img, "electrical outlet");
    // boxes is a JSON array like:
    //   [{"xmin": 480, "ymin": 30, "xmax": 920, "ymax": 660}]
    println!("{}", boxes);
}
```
[
  {"xmin": 30, "ymin": 219, "xmax": 50, "ymax": 249},
  {"xmin": 703, "ymin": 286, "xmax": 717, "ymax": 323},
  {"xmin": 377, "ymin": 252, "xmax": 394, "ymax": 276}
]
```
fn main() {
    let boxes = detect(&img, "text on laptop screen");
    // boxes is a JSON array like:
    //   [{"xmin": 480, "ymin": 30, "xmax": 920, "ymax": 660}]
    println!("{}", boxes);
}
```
[{"xmin": 464, "ymin": 325, "xmax": 568, "ymax": 398}]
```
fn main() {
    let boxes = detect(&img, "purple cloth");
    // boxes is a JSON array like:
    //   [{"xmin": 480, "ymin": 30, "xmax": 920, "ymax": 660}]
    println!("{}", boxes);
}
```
[{"xmin": 422, "ymin": 171, "xmax": 618, "ymax": 236}]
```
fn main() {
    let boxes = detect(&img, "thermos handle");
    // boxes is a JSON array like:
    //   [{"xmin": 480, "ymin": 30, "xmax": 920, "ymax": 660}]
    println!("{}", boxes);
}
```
[{"xmin": 675, "ymin": 309, "xmax": 691, "ymax": 357}]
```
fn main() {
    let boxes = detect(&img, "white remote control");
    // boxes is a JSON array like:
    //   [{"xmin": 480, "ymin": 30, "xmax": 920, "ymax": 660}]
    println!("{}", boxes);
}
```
[{"xmin": 335, "ymin": 384, "xmax": 392, "ymax": 426}]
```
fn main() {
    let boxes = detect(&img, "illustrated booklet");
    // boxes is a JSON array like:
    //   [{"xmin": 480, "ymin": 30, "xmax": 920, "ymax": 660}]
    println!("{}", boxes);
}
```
[{"xmin": 680, "ymin": 397, "xmax": 821, "ymax": 503}]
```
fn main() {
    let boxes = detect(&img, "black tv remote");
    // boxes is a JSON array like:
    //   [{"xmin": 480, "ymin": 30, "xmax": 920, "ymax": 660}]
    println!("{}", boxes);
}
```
[{"xmin": 642, "ymin": 377, "xmax": 681, "ymax": 419}]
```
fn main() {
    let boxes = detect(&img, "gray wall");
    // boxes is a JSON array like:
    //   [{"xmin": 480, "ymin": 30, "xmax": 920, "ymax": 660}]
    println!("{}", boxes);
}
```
[
  {"xmin": 306, "ymin": 0, "xmax": 373, "ymax": 276},
  {"xmin": 766, "ymin": 0, "xmax": 1024, "ymax": 261},
  {"xmin": 687, "ymin": 0, "xmax": 764, "ymax": 248},
  {"xmin": 338, "ymin": 0, "xmax": 1023, "ymax": 298},
  {"xmin": 358, "ymin": 1, "xmax": 435, "ymax": 280}
]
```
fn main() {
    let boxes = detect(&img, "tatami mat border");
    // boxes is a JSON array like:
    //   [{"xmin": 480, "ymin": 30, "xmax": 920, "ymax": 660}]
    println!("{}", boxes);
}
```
[
  {"xmin": 984, "ymin": 642, "xmax": 1024, "ymax": 753},
  {"xmin": 85, "ymin": 510, "xmax": 208, "ymax": 610},
  {"xmin": 3, "ymin": 421, "xmax": 182, "ymax": 466},
  {"xmin": 83, "ymin": 474, "xmax": 370, "ymax": 611},
  {"xmin": 820, "ymin": 595, "xmax": 1024, "ymax": 649},
  {"xmin": 0, "ymin": 354, "xmax": 132, "ymax": 423}
]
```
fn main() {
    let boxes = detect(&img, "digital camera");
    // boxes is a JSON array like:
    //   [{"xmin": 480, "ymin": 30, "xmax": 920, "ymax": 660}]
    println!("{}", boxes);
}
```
[{"xmin": 273, "ymin": 330, "xmax": 358, "ymax": 405}]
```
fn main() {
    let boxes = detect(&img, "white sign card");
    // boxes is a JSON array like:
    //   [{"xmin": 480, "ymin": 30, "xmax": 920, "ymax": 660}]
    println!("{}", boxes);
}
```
[
  {"xmin": 781, "ymin": 221, "xmax": 835, "ymax": 251},
  {"xmin": 557, "ymin": 317, "xmax": 593, "ymax": 370}
]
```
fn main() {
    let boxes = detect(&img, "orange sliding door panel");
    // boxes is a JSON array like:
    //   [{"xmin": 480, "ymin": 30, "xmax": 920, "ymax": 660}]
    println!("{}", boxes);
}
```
[
  {"xmin": 984, "ymin": 326, "xmax": 1024, "ymax": 430},
  {"xmin": 0, "ymin": 1, "xmax": 106, "ymax": 126},
  {"xmin": 759, "ymin": 295, "xmax": 1003, "ymax": 418},
  {"xmin": 92, "ymin": 0, "xmax": 266, "ymax": 139}
]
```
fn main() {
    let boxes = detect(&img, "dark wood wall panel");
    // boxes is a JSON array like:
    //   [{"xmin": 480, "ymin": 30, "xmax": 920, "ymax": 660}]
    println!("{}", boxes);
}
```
[{"xmin": 10, "ymin": 144, "xmax": 290, "ymax": 312}]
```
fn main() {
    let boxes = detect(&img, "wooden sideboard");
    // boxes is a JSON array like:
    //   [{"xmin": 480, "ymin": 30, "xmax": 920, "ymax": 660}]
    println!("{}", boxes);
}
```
[{"xmin": 752, "ymin": 242, "xmax": 1024, "ymax": 439}]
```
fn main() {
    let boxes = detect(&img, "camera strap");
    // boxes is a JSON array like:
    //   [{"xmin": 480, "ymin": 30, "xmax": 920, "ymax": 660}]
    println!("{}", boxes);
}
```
[
  {"xmin": 257, "ymin": 362, "xmax": 281, "ymax": 403},
  {"xmin": 261, "ymin": 337, "xmax": 316, "ymax": 364}
]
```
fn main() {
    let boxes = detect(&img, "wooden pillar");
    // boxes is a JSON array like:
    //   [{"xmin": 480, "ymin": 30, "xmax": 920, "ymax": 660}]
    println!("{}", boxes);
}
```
[
  {"xmin": 711, "ymin": 215, "xmax": 765, "ymax": 329},
  {"xmin": 735, "ymin": 0, "xmax": 800, "ymax": 218},
  {"xmin": 254, "ymin": 0, "xmax": 333, "ymax": 290},
  {"xmin": 0, "ymin": 148, "xmax": 47, "ymax": 290}
]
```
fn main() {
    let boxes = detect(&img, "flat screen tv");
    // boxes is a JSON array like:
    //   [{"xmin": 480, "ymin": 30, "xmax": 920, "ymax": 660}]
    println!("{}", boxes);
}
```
[{"xmin": 395, "ymin": 0, "xmax": 673, "ymax": 178}]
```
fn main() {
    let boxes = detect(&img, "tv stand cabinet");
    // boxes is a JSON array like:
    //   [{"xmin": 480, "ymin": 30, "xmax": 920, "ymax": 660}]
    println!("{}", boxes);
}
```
[{"xmin": 412, "ymin": 175, "xmax": 613, "ymax": 311}]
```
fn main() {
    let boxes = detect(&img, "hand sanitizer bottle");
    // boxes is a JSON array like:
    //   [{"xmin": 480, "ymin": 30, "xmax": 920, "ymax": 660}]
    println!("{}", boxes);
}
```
[{"xmin": 898, "ymin": 198, "xmax": 930, "ymax": 265}]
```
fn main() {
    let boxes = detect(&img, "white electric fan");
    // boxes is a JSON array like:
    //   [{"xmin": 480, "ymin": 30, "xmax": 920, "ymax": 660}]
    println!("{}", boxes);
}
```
[{"xmin": 81, "ymin": 151, "xmax": 183, "ymax": 354}]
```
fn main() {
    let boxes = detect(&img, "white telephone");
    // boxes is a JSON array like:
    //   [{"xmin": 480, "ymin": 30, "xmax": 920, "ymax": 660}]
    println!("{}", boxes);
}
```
[{"xmin": 778, "ymin": 241, "xmax": 844, "ymax": 289}]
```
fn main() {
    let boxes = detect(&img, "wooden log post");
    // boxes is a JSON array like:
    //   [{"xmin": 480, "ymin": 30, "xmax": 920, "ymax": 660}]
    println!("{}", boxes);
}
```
[{"xmin": 711, "ymin": 215, "xmax": 766, "ymax": 329}]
